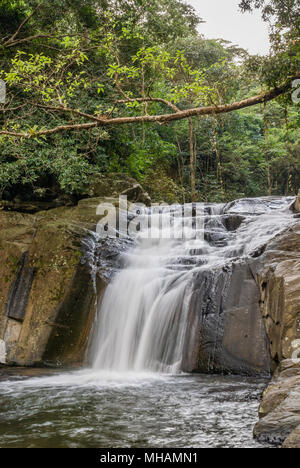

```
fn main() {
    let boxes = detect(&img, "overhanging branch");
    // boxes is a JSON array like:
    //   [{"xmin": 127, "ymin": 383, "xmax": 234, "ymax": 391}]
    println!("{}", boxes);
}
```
[{"xmin": 0, "ymin": 72, "xmax": 299, "ymax": 139}]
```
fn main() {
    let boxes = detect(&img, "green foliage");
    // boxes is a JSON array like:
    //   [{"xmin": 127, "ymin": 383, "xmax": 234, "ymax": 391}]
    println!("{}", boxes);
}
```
[
  {"xmin": 143, "ymin": 168, "xmax": 185, "ymax": 204},
  {"xmin": 240, "ymin": 0, "xmax": 300, "ymax": 86},
  {"xmin": 53, "ymin": 153, "xmax": 99, "ymax": 194},
  {"xmin": 0, "ymin": 0, "xmax": 298, "ymax": 204}
]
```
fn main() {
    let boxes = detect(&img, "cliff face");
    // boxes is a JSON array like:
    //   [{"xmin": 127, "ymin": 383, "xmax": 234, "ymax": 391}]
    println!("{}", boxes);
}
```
[
  {"xmin": 0, "ymin": 200, "xmax": 105, "ymax": 367},
  {"xmin": 182, "ymin": 259, "xmax": 271, "ymax": 376},
  {"xmin": 257, "ymin": 223, "xmax": 300, "ymax": 366},
  {"xmin": 253, "ymin": 221, "xmax": 300, "ymax": 447},
  {"xmin": 0, "ymin": 175, "xmax": 148, "ymax": 367}
]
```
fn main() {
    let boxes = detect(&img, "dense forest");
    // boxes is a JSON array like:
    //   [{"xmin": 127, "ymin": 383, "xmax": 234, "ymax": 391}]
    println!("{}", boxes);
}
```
[{"xmin": 0, "ymin": 0, "xmax": 299, "ymax": 204}]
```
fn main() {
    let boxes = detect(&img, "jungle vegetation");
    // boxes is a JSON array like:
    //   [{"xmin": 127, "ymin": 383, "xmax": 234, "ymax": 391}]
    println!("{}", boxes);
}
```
[{"xmin": 0, "ymin": 0, "xmax": 299, "ymax": 204}]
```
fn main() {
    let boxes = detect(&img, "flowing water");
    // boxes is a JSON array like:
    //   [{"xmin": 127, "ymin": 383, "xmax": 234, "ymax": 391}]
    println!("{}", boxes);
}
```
[
  {"xmin": 0, "ymin": 196, "xmax": 296, "ymax": 448},
  {"xmin": 0, "ymin": 369, "xmax": 269, "ymax": 448},
  {"xmin": 92, "ymin": 196, "xmax": 295, "ymax": 373}
]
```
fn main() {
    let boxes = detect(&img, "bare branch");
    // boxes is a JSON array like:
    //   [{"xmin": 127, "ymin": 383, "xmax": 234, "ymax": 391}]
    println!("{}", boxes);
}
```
[
  {"xmin": 5, "ymin": 34, "xmax": 55, "ymax": 48},
  {"xmin": 117, "ymin": 97, "xmax": 180, "ymax": 113},
  {"xmin": 3, "ymin": 2, "xmax": 44, "ymax": 47},
  {"xmin": 0, "ymin": 103, "xmax": 28, "ymax": 113},
  {"xmin": 36, "ymin": 104, "xmax": 104, "ymax": 122},
  {"xmin": 0, "ymin": 122, "xmax": 98, "ymax": 138}
]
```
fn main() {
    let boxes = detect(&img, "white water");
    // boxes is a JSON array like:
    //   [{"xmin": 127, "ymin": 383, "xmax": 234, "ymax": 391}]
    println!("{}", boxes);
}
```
[
  {"xmin": 92, "ymin": 196, "xmax": 296, "ymax": 373},
  {"xmin": 0, "ymin": 369, "xmax": 270, "ymax": 448}
]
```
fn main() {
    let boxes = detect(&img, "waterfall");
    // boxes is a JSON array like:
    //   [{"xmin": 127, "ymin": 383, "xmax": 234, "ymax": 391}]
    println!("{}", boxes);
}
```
[{"xmin": 92, "ymin": 197, "xmax": 295, "ymax": 374}]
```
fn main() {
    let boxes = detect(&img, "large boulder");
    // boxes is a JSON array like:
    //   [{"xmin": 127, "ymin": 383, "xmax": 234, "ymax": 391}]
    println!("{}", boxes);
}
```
[
  {"xmin": 256, "ymin": 223, "xmax": 300, "ymax": 366},
  {"xmin": 294, "ymin": 190, "xmax": 300, "ymax": 213},
  {"xmin": 254, "ymin": 360, "xmax": 300, "ymax": 446},
  {"xmin": 84, "ymin": 173, "xmax": 151, "ymax": 206},
  {"xmin": 0, "ymin": 174, "xmax": 151, "ymax": 213},
  {"xmin": 0, "ymin": 197, "xmax": 126, "ymax": 367},
  {"xmin": 181, "ymin": 260, "xmax": 271, "ymax": 376},
  {"xmin": 253, "ymin": 223, "xmax": 300, "ymax": 447}
]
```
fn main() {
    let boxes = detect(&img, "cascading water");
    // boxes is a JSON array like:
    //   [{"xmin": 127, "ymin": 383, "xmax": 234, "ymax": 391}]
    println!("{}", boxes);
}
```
[
  {"xmin": 92, "ymin": 196, "xmax": 296, "ymax": 374},
  {"xmin": 0, "ymin": 196, "xmax": 297, "ymax": 449}
]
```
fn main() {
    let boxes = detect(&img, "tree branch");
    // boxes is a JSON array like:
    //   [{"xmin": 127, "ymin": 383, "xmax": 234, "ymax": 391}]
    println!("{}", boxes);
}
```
[
  {"xmin": 36, "ymin": 104, "xmax": 104, "ymax": 122},
  {"xmin": 3, "ymin": 2, "xmax": 44, "ymax": 47},
  {"xmin": 116, "ymin": 97, "xmax": 180, "ymax": 113},
  {"xmin": 1, "ymin": 73, "xmax": 299, "ymax": 139},
  {"xmin": 5, "ymin": 34, "xmax": 55, "ymax": 48}
]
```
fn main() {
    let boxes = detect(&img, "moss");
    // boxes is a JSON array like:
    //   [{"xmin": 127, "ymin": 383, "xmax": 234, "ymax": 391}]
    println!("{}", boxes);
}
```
[
  {"xmin": 0, "ymin": 196, "xmax": 113, "ymax": 366},
  {"xmin": 50, "ymin": 283, "xmax": 67, "ymax": 303},
  {"xmin": 5, "ymin": 255, "xmax": 20, "ymax": 275}
]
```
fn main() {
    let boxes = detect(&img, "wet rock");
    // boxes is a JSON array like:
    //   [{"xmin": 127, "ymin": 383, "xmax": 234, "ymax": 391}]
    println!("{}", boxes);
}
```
[
  {"xmin": 282, "ymin": 425, "xmax": 300, "ymax": 448},
  {"xmin": 204, "ymin": 229, "xmax": 228, "ymax": 247},
  {"xmin": 5, "ymin": 252, "xmax": 35, "ymax": 322},
  {"xmin": 224, "ymin": 197, "xmax": 294, "ymax": 215},
  {"xmin": 223, "ymin": 198, "xmax": 268, "ymax": 215},
  {"xmin": 254, "ymin": 223, "xmax": 300, "ymax": 446},
  {"xmin": 0, "ymin": 196, "xmax": 128, "ymax": 367},
  {"xmin": 291, "ymin": 190, "xmax": 300, "ymax": 213},
  {"xmin": 203, "ymin": 214, "xmax": 245, "ymax": 247},
  {"xmin": 221, "ymin": 214, "xmax": 245, "ymax": 231},
  {"xmin": 254, "ymin": 360, "xmax": 300, "ymax": 446},
  {"xmin": 95, "ymin": 236, "xmax": 134, "ymax": 281},
  {"xmin": 182, "ymin": 260, "xmax": 271, "ymax": 376},
  {"xmin": 204, "ymin": 216, "xmax": 231, "ymax": 247}
]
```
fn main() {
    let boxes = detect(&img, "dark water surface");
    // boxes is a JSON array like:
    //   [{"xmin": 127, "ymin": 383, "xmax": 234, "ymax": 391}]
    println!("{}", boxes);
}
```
[{"xmin": 0, "ymin": 369, "xmax": 272, "ymax": 448}]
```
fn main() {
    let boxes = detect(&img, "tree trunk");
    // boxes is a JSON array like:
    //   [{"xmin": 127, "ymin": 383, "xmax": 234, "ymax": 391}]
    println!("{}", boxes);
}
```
[
  {"xmin": 212, "ymin": 118, "xmax": 223, "ymax": 190},
  {"xmin": 189, "ymin": 118, "xmax": 196, "ymax": 202},
  {"xmin": 264, "ymin": 102, "xmax": 272, "ymax": 196},
  {"xmin": 175, "ymin": 136, "xmax": 186, "ymax": 204},
  {"xmin": 284, "ymin": 106, "xmax": 291, "ymax": 195}
]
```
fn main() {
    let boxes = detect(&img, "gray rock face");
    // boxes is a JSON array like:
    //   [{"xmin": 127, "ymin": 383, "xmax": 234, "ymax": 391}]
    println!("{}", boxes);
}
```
[
  {"xmin": 5, "ymin": 252, "xmax": 35, "ymax": 321},
  {"xmin": 182, "ymin": 260, "xmax": 271, "ymax": 376}
]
